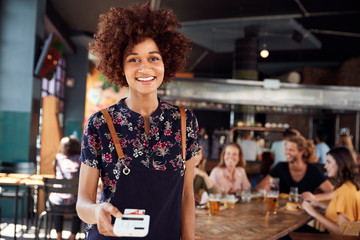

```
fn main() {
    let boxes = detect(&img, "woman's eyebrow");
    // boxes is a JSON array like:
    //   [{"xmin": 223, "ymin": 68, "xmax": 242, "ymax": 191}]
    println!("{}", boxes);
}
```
[{"xmin": 125, "ymin": 51, "xmax": 160, "ymax": 58}]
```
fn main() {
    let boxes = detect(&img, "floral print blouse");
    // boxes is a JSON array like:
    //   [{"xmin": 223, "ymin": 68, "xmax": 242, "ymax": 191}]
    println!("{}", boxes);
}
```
[{"xmin": 81, "ymin": 98, "xmax": 200, "ymax": 203}]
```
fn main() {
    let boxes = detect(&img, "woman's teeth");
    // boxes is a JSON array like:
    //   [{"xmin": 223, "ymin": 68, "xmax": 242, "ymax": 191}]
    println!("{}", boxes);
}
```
[{"xmin": 137, "ymin": 77, "xmax": 155, "ymax": 81}]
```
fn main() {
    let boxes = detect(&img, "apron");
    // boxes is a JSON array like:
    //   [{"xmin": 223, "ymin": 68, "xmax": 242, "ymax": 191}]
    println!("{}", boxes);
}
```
[
  {"xmin": 86, "ymin": 107, "xmax": 187, "ymax": 239},
  {"xmin": 86, "ymin": 166, "xmax": 184, "ymax": 240}
]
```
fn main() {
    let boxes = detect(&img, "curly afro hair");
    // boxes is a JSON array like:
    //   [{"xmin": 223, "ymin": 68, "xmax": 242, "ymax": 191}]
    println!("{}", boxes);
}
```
[{"xmin": 89, "ymin": 2, "xmax": 191, "ymax": 87}]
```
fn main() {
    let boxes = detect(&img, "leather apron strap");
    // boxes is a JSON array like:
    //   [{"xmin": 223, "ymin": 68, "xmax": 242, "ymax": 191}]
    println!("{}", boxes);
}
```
[
  {"xmin": 179, "ymin": 106, "xmax": 186, "ymax": 161},
  {"xmin": 100, "ymin": 109, "xmax": 125, "ymax": 159}
]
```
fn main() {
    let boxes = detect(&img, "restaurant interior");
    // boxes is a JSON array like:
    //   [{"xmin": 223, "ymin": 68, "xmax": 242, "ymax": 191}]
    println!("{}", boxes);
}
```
[{"xmin": 1, "ymin": 0, "xmax": 360, "ymax": 239}]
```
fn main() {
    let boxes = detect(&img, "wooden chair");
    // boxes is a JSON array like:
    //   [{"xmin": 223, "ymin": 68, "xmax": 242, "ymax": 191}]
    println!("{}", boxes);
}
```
[
  {"xmin": 35, "ymin": 177, "xmax": 81, "ymax": 240},
  {"xmin": 245, "ymin": 161, "xmax": 263, "ymax": 185},
  {"xmin": 0, "ymin": 161, "xmax": 35, "ymax": 232}
]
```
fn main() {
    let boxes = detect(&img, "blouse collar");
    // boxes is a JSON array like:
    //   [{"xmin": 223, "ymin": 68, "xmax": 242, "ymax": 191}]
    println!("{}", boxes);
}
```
[{"xmin": 118, "ymin": 98, "xmax": 163, "ymax": 123}]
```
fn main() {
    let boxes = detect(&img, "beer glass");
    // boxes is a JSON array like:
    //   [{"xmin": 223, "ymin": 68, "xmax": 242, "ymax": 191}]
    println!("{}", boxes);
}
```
[
  {"xmin": 224, "ymin": 194, "xmax": 236, "ymax": 208},
  {"xmin": 267, "ymin": 177, "xmax": 280, "ymax": 214},
  {"xmin": 269, "ymin": 177, "xmax": 280, "ymax": 192},
  {"xmin": 266, "ymin": 191, "xmax": 279, "ymax": 214},
  {"xmin": 257, "ymin": 189, "xmax": 266, "ymax": 202},
  {"xmin": 209, "ymin": 194, "xmax": 221, "ymax": 215}
]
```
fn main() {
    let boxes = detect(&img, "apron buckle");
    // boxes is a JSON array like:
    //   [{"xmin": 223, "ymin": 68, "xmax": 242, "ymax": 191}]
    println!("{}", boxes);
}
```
[
  {"xmin": 120, "ymin": 158, "xmax": 130, "ymax": 175},
  {"xmin": 123, "ymin": 167, "xmax": 131, "ymax": 175}
]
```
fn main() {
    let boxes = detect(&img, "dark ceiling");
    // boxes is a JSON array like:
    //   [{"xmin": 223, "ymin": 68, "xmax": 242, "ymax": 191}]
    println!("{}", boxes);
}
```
[{"xmin": 48, "ymin": 0, "xmax": 360, "ymax": 79}]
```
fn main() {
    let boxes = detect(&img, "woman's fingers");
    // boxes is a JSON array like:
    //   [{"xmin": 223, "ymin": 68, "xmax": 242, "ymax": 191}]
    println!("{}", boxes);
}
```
[{"xmin": 95, "ymin": 203, "xmax": 123, "ymax": 236}]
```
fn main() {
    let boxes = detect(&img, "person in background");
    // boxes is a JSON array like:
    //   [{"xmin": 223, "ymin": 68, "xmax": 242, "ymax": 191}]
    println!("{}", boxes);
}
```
[
  {"xmin": 256, "ymin": 135, "xmax": 334, "ymax": 194},
  {"xmin": 210, "ymin": 143, "xmax": 251, "ymax": 195},
  {"xmin": 76, "ymin": 3, "xmax": 199, "ymax": 239},
  {"xmin": 289, "ymin": 127, "xmax": 301, "ymax": 136},
  {"xmin": 239, "ymin": 130, "xmax": 262, "ymax": 161},
  {"xmin": 314, "ymin": 130, "xmax": 330, "ymax": 166},
  {"xmin": 49, "ymin": 136, "xmax": 82, "ymax": 240},
  {"xmin": 338, "ymin": 128, "xmax": 358, "ymax": 164},
  {"xmin": 271, "ymin": 129, "xmax": 296, "ymax": 167},
  {"xmin": 302, "ymin": 146, "xmax": 360, "ymax": 235},
  {"xmin": 193, "ymin": 146, "xmax": 217, "ymax": 204},
  {"xmin": 199, "ymin": 127, "xmax": 210, "ymax": 159}
]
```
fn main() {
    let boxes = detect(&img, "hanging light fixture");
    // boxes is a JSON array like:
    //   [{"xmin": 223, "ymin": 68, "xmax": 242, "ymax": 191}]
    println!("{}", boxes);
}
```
[{"xmin": 260, "ymin": 43, "xmax": 269, "ymax": 58}]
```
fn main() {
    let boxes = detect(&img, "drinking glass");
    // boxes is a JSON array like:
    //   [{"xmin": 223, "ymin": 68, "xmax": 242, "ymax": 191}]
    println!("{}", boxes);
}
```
[
  {"xmin": 266, "ymin": 190, "xmax": 279, "ymax": 214},
  {"xmin": 241, "ymin": 189, "xmax": 252, "ymax": 203},
  {"xmin": 208, "ymin": 193, "xmax": 221, "ymax": 215},
  {"xmin": 224, "ymin": 194, "xmax": 236, "ymax": 208},
  {"xmin": 289, "ymin": 187, "xmax": 299, "ymax": 202},
  {"xmin": 257, "ymin": 189, "xmax": 266, "ymax": 202},
  {"xmin": 269, "ymin": 177, "xmax": 280, "ymax": 192}
]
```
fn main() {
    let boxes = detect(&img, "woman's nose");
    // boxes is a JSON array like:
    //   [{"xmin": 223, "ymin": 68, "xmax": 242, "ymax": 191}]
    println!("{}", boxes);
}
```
[{"xmin": 138, "ymin": 62, "xmax": 151, "ymax": 73}]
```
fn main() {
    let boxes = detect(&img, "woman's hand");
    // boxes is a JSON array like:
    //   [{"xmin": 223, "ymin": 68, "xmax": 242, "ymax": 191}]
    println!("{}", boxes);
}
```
[
  {"xmin": 301, "ymin": 191, "xmax": 316, "ymax": 203},
  {"xmin": 194, "ymin": 167, "xmax": 206, "ymax": 178},
  {"xmin": 95, "ymin": 202, "xmax": 123, "ymax": 236},
  {"xmin": 301, "ymin": 200, "xmax": 318, "ymax": 217}
]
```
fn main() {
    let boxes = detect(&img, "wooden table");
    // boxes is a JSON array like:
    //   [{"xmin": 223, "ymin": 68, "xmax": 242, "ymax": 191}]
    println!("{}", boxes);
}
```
[
  {"xmin": 0, "ymin": 175, "xmax": 24, "ymax": 239},
  {"xmin": 0, "ymin": 173, "xmax": 54, "ymax": 239},
  {"xmin": 195, "ymin": 198, "xmax": 312, "ymax": 240},
  {"xmin": 289, "ymin": 232, "xmax": 360, "ymax": 240}
]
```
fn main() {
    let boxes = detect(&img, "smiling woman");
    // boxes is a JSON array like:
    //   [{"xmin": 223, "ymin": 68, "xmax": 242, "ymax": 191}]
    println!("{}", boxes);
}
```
[
  {"xmin": 301, "ymin": 146, "xmax": 360, "ymax": 235},
  {"xmin": 76, "ymin": 2, "xmax": 200, "ymax": 240},
  {"xmin": 88, "ymin": 3, "xmax": 190, "ymax": 87},
  {"xmin": 123, "ymin": 38, "xmax": 165, "ymax": 97},
  {"xmin": 209, "ymin": 143, "xmax": 251, "ymax": 195}
]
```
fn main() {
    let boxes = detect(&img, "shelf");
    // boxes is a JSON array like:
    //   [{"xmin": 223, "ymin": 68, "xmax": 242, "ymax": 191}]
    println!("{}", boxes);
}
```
[
  {"xmin": 229, "ymin": 126, "xmax": 285, "ymax": 143},
  {"xmin": 230, "ymin": 126, "xmax": 286, "ymax": 132}
]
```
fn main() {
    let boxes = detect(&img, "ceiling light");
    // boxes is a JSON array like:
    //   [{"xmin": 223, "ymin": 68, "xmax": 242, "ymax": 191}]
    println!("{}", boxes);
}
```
[{"xmin": 260, "ymin": 43, "xmax": 269, "ymax": 58}]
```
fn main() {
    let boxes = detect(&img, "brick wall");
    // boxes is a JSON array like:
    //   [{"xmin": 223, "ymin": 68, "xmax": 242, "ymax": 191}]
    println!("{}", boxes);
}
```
[{"xmin": 302, "ymin": 57, "xmax": 360, "ymax": 86}]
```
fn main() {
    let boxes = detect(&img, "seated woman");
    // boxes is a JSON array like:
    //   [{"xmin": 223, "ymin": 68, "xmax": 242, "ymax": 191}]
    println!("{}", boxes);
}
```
[
  {"xmin": 209, "ymin": 143, "xmax": 251, "ymax": 195},
  {"xmin": 49, "ymin": 136, "xmax": 82, "ymax": 240},
  {"xmin": 302, "ymin": 146, "xmax": 360, "ymax": 235},
  {"xmin": 256, "ymin": 135, "xmax": 333, "ymax": 194},
  {"xmin": 193, "ymin": 146, "xmax": 217, "ymax": 204}
]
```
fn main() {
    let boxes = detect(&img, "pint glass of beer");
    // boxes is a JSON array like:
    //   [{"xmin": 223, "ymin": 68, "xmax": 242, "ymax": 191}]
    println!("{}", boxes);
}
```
[
  {"xmin": 209, "ymin": 194, "xmax": 221, "ymax": 215},
  {"xmin": 224, "ymin": 194, "xmax": 236, "ymax": 208},
  {"xmin": 266, "ymin": 191, "xmax": 279, "ymax": 214}
]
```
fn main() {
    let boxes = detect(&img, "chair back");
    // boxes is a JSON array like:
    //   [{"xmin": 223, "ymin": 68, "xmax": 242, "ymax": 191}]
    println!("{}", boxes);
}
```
[
  {"xmin": 43, "ymin": 177, "xmax": 79, "ymax": 196},
  {"xmin": 0, "ymin": 161, "xmax": 35, "ymax": 174},
  {"xmin": 245, "ymin": 161, "xmax": 262, "ymax": 175}
]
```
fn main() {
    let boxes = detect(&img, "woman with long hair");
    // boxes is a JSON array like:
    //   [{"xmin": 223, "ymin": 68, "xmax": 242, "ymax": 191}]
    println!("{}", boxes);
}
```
[
  {"xmin": 209, "ymin": 143, "xmax": 250, "ymax": 195},
  {"xmin": 256, "ymin": 135, "xmax": 333, "ymax": 194},
  {"xmin": 193, "ymin": 146, "xmax": 217, "ymax": 204},
  {"xmin": 302, "ymin": 146, "xmax": 360, "ymax": 234}
]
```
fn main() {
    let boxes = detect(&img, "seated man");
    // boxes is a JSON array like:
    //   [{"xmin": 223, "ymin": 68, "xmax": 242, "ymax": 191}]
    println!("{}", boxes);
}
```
[{"xmin": 256, "ymin": 135, "xmax": 333, "ymax": 195}]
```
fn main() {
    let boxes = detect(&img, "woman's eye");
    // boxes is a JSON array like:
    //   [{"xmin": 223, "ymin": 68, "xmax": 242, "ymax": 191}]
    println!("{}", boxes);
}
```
[
  {"xmin": 128, "ymin": 58, "xmax": 139, "ymax": 63},
  {"xmin": 150, "ymin": 56, "xmax": 159, "ymax": 61}
]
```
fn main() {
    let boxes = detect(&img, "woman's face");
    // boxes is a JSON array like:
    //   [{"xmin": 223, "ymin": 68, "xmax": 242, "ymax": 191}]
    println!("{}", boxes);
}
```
[
  {"xmin": 324, "ymin": 154, "xmax": 338, "ymax": 178},
  {"xmin": 223, "ymin": 145, "xmax": 240, "ymax": 170},
  {"xmin": 123, "ymin": 38, "xmax": 164, "ymax": 96}
]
